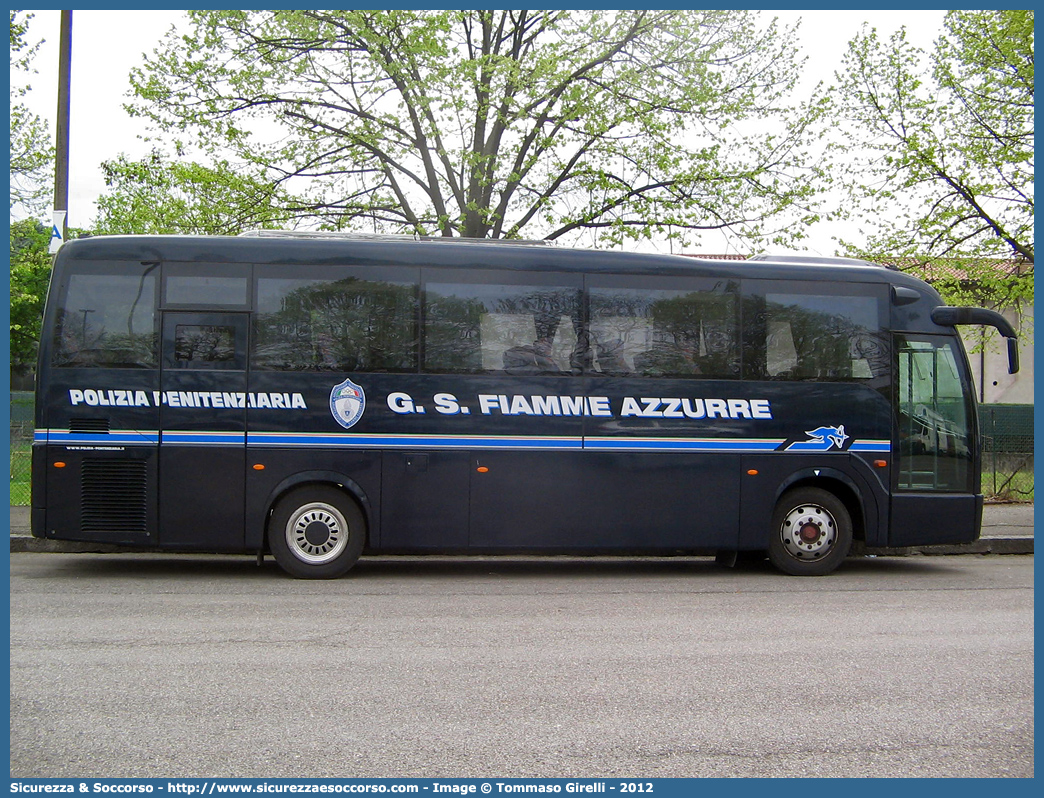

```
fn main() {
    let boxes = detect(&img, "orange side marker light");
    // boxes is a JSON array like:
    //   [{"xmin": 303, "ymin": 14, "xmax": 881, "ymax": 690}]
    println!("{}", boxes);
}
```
[
  {"xmin": 253, "ymin": 464, "xmax": 265, "ymax": 471},
  {"xmin": 477, "ymin": 466, "xmax": 489, "ymax": 473},
  {"xmin": 53, "ymin": 461, "xmax": 66, "ymax": 468},
  {"xmin": 874, "ymin": 460, "xmax": 888, "ymax": 468},
  {"xmin": 746, "ymin": 469, "xmax": 759, "ymax": 476}
]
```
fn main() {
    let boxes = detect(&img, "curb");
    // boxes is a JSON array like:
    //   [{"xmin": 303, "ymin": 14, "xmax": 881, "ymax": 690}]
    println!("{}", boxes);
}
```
[
  {"xmin": 859, "ymin": 538, "xmax": 1033, "ymax": 556},
  {"xmin": 10, "ymin": 537, "xmax": 146, "ymax": 554}
]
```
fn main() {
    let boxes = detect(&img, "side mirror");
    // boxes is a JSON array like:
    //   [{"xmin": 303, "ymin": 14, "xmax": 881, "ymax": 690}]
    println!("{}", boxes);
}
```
[{"xmin": 930, "ymin": 306, "xmax": 1019, "ymax": 375}]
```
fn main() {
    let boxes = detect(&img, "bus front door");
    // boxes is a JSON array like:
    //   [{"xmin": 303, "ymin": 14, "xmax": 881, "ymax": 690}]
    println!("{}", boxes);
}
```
[
  {"xmin": 158, "ymin": 312, "xmax": 249, "ymax": 550},
  {"xmin": 892, "ymin": 335, "xmax": 979, "ymax": 546}
]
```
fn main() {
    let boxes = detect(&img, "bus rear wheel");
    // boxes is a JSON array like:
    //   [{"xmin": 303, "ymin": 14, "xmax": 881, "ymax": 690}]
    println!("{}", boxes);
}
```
[
  {"xmin": 768, "ymin": 487, "xmax": 852, "ymax": 576},
  {"xmin": 268, "ymin": 486, "xmax": 366, "ymax": 579}
]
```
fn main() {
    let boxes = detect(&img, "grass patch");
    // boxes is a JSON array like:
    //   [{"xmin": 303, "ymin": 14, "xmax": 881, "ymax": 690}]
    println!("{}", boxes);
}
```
[
  {"xmin": 982, "ymin": 470, "xmax": 1034, "ymax": 502},
  {"xmin": 9, "ymin": 477, "xmax": 30, "ymax": 506}
]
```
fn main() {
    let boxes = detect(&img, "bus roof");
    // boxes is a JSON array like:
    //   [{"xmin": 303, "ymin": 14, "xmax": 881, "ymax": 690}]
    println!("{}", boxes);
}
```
[{"xmin": 56, "ymin": 234, "xmax": 926, "ymax": 289}]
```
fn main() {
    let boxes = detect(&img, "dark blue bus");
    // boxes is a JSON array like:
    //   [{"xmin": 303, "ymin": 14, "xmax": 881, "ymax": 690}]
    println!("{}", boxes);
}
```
[{"xmin": 32, "ymin": 233, "xmax": 1018, "ymax": 576}]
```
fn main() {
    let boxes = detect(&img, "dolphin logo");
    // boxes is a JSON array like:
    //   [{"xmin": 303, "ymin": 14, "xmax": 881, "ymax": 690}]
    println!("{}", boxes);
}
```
[{"xmin": 804, "ymin": 425, "xmax": 848, "ymax": 450}]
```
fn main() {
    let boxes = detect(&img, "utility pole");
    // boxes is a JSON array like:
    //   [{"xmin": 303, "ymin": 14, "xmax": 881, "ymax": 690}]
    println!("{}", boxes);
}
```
[{"xmin": 50, "ymin": 10, "xmax": 72, "ymax": 254}]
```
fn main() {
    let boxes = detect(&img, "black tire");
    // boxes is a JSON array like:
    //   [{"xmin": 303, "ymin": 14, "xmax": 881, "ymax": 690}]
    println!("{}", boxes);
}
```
[
  {"xmin": 768, "ymin": 487, "xmax": 853, "ymax": 576},
  {"xmin": 268, "ymin": 486, "xmax": 366, "ymax": 579}
]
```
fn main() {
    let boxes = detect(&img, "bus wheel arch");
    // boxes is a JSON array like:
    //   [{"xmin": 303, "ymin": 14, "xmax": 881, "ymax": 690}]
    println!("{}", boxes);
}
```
[
  {"xmin": 264, "ymin": 471, "xmax": 374, "ymax": 535},
  {"xmin": 266, "ymin": 480, "xmax": 369, "ymax": 579},
  {"xmin": 768, "ymin": 483, "xmax": 857, "ymax": 576},
  {"xmin": 774, "ymin": 470, "xmax": 867, "ymax": 545}
]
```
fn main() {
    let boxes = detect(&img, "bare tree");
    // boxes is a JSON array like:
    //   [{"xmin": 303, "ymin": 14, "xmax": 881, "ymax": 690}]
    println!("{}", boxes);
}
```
[{"xmin": 125, "ymin": 9, "xmax": 827, "ymax": 247}]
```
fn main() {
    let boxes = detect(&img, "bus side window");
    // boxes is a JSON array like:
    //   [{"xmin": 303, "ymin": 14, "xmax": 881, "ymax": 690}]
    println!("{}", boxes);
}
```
[
  {"xmin": 51, "ymin": 266, "xmax": 158, "ymax": 368},
  {"xmin": 254, "ymin": 272, "xmax": 418, "ymax": 372},
  {"xmin": 424, "ymin": 279, "xmax": 581, "ymax": 375},
  {"xmin": 423, "ymin": 288, "xmax": 484, "ymax": 373},
  {"xmin": 757, "ymin": 293, "xmax": 885, "ymax": 381},
  {"xmin": 589, "ymin": 283, "xmax": 739, "ymax": 378},
  {"xmin": 173, "ymin": 325, "xmax": 238, "ymax": 368}
]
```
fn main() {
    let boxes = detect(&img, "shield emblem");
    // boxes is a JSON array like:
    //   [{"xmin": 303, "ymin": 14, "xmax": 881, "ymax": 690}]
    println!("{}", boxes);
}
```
[{"xmin": 329, "ymin": 378, "xmax": 366, "ymax": 429}]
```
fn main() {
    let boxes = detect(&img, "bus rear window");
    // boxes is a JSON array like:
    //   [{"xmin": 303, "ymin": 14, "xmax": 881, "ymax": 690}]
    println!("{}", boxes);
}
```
[{"xmin": 51, "ymin": 266, "xmax": 158, "ymax": 368}]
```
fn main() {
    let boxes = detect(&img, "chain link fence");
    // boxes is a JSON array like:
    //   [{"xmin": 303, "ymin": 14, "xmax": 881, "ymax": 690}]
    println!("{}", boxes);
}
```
[
  {"xmin": 9, "ymin": 393, "xmax": 1033, "ymax": 505},
  {"xmin": 10, "ymin": 392, "xmax": 34, "ymax": 506},
  {"xmin": 979, "ymin": 404, "xmax": 1035, "ymax": 502}
]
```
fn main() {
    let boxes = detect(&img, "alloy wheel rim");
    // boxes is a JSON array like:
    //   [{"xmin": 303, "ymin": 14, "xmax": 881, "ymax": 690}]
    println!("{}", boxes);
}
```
[{"xmin": 286, "ymin": 502, "xmax": 349, "ymax": 564}]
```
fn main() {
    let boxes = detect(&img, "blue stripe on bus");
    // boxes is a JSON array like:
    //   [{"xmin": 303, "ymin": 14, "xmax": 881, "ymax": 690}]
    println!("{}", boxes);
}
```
[
  {"xmin": 784, "ymin": 440, "xmax": 836, "ymax": 452},
  {"xmin": 848, "ymin": 441, "xmax": 892, "ymax": 452},
  {"xmin": 247, "ymin": 433, "xmax": 583, "ymax": 450},
  {"xmin": 163, "ymin": 432, "xmax": 247, "ymax": 445},
  {"xmin": 40, "ymin": 430, "xmax": 161, "ymax": 445},
  {"xmin": 37, "ymin": 429, "xmax": 891, "ymax": 453},
  {"xmin": 584, "ymin": 437, "xmax": 784, "ymax": 452}
]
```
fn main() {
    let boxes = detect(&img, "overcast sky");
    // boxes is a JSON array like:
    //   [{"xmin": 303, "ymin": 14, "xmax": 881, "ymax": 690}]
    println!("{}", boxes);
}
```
[{"xmin": 14, "ymin": 8, "xmax": 948, "ymax": 256}]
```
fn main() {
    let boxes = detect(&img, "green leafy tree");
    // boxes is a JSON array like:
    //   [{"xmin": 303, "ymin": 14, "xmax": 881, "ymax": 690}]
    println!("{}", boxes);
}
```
[
  {"xmin": 10, "ymin": 219, "xmax": 53, "ymax": 373},
  {"xmin": 125, "ymin": 9, "xmax": 828, "ymax": 246},
  {"xmin": 10, "ymin": 9, "xmax": 53, "ymax": 214},
  {"xmin": 832, "ymin": 10, "xmax": 1034, "ymax": 280},
  {"xmin": 92, "ymin": 151, "xmax": 302, "ymax": 235}
]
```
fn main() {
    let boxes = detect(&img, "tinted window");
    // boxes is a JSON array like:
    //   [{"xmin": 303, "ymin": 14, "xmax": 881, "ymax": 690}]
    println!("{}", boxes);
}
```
[
  {"xmin": 174, "ymin": 325, "xmax": 238, "ymax": 367},
  {"xmin": 52, "ymin": 265, "xmax": 158, "ymax": 368},
  {"xmin": 425, "ymin": 275, "xmax": 582, "ymax": 375},
  {"xmin": 164, "ymin": 263, "xmax": 250, "ymax": 308},
  {"xmin": 254, "ymin": 271, "xmax": 417, "ymax": 372},
  {"xmin": 746, "ymin": 289, "xmax": 887, "ymax": 381},
  {"xmin": 588, "ymin": 280, "xmax": 739, "ymax": 378}
]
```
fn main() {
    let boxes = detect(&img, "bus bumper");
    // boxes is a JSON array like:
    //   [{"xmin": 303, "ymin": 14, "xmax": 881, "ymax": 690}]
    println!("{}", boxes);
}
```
[{"xmin": 889, "ymin": 492, "xmax": 982, "ymax": 547}]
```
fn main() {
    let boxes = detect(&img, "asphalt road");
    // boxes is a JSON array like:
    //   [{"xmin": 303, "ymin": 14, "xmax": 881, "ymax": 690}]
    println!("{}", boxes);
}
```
[{"xmin": 9, "ymin": 552, "xmax": 1034, "ymax": 779}]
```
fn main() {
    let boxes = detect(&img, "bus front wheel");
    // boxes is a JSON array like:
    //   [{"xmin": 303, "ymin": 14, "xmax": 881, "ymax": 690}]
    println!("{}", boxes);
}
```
[
  {"xmin": 268, "ymin": 486, "xmax": 366, "ymax": 579},
  {"xmin": 768, "ymin": 488, "xmax": 852, "ymax": 576}
]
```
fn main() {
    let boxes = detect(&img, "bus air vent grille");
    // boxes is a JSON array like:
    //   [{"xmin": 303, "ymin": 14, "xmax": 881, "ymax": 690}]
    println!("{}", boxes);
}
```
[
  {"xmin": 70, "ymin": 418, "xmax": 110, "ymax": 433},
  {"xmin": 81, "ymin": 459, "xmax": 148, "ymax": 533}
]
